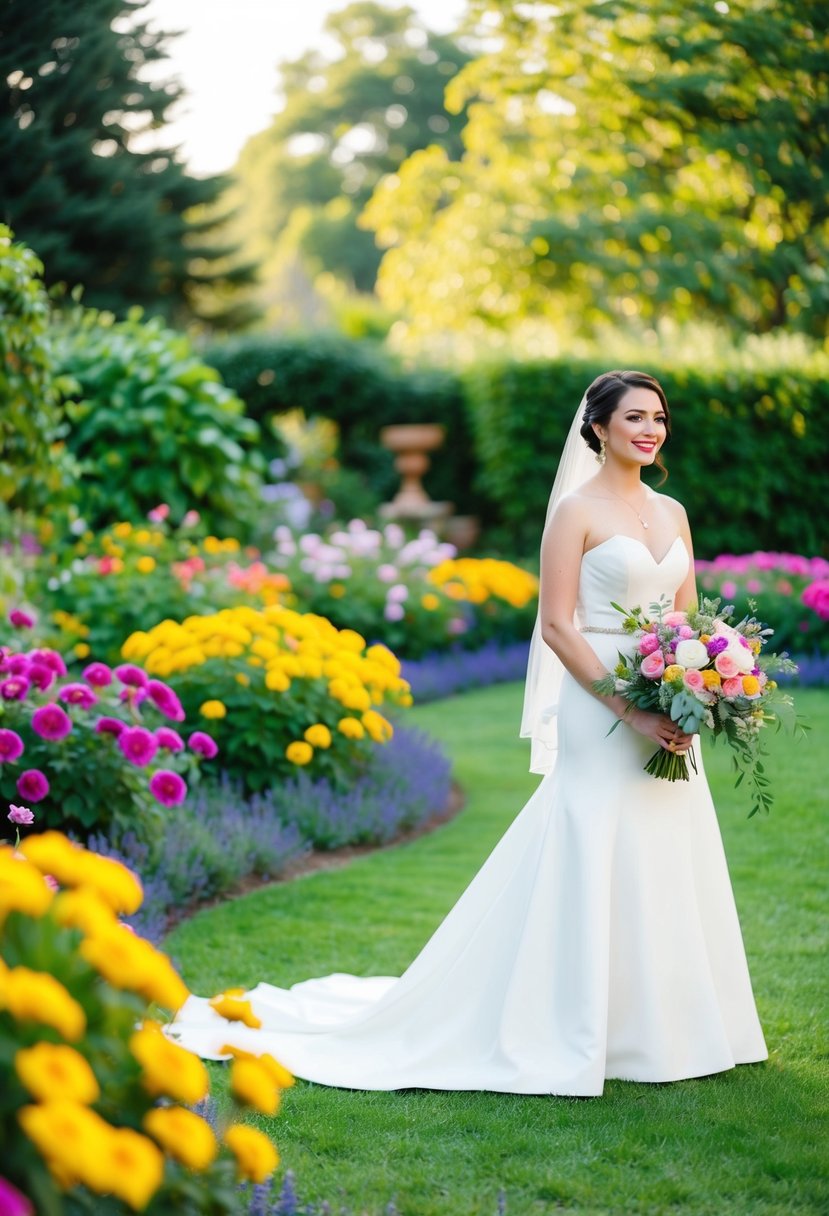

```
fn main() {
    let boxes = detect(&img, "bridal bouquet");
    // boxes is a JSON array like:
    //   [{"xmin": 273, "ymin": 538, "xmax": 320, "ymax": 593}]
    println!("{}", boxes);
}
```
[{"xmin": 593, "ymin": 596, "xmax": 802, "ymax": 816}]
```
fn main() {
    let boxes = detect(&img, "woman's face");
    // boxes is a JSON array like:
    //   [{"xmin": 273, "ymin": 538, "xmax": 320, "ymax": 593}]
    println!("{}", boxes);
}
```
[{"xmin": 596, "ymin": 387, "xmax": 667, "ymax": 468}]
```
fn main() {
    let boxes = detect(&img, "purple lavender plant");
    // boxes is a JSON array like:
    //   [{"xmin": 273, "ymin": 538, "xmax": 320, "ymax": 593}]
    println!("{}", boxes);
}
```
[{"xmin": 402, "ymin": 640, "xmax": 531, "ymax": 703}]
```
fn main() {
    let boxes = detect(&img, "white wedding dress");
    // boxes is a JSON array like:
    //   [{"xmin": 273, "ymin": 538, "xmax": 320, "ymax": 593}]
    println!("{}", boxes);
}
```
[{"xmin": 168, "ymin": 535, "xmax": 767, "ymax": 1095}]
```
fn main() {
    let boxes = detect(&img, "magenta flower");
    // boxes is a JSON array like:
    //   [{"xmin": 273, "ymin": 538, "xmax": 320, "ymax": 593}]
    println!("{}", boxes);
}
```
[
  {"xmin": 802, "ymin": 578, "xmax": 829, "ymax": 622},
  {"xmin": 156, "ymin": 727, "xmax": 185, "ymax": 752},
  {"xmin": 95, "ymin": 716, "xmax": 126, "ymax": 737},
  {"xmin": 146, "ymin": 679, "xmax": 185, "ymax": 722},
  {"xmin": 83, "ymin": 661, "xmax": 113, "ymax": 687},
  {"xmin": 0, "ymin": 729, "xmax": 25, "ymax": 762},
  {"xmin": 27, "ymin": 662, "xmax": 56, "ymax": 692},
  {"xmin": 0, "ymin": 1175, "xmax": 34, "ymax": 1216},
  {"xmin": 115, "ymin": 664, "xmax": 149, "ymax": 689},
  {"xmin": 16, "ymin": 769, "xmax": 49, "ymax": 803},
  {"xmin": 118, "ymin": 726, "xmax": 159, "ymax": 766},
  {"xmin": 58, "ymin": 682, "xmax": 99, "ymax": 710},
  {"xmin": 30, "ymin": 648, "xmax": 67, "ymax": 677},
  {"xmin": 31, "ymin": 703, "xmax": 73, "ymax": 741},
  {"xmin": 8, "ymin": 804, "xmax": 34, "ymax": 825},
  {"xmin": 4, "ymin": 654, "xmax": 30, "ymax": 675},
  {"xmin": 706, "ymin": 636, "xmax": 729, "ymax": 657},
  {"xmin": 9, "ymin": 609, "xmax": 35, "ymax": 629},
  {"xmin": 149, "ymin": 769, "xmax": 187, "ymax": 807},
  {"xmin": 188, "ymin": 730, "xmax": 218, "ymax": 759},
  {"xmin": 1, "ymin": 675, "xmax": 30, "ymax": 701}
]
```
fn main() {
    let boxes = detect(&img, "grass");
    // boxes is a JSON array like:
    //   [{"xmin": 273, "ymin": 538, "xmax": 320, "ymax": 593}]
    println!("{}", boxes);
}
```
[{"xmin": 166, "ymin": 684, "xmax": 829, "ymax": 1216}]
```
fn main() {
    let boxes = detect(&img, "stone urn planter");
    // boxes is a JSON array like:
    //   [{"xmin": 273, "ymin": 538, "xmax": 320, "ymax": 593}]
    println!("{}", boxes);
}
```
[{"xmin": 379, "ymin": 424, "xmax": 452, "ymax": 524}]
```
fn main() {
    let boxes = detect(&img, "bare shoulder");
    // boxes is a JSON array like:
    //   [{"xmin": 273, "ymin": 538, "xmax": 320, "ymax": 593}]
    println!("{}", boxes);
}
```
[
  {"xmin": 646, "ymin": 488, "xmax": 688, "ymax": 524},
  {"xmin": 546, "ymin": 489, "xmax": 594, "ymax": 534}
]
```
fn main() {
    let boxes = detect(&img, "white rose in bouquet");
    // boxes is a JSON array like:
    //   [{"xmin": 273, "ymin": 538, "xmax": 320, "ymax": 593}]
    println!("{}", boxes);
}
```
[{"xmin": 674, "ymin": 639, "xmax": 709, "ymax": 670}]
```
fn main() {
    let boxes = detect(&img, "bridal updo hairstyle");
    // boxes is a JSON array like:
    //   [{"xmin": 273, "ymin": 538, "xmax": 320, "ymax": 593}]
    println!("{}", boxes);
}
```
[{"xmin": 580, "ymin": 369, "xmax": 671, "ymax": 481}]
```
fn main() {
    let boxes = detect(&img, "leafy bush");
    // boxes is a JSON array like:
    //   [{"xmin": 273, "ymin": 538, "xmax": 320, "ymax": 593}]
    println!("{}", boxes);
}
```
[
  {"xmin": 463, "ymin": 358, "xmax": 828, "ymax": 558},
  {"xmin": 0, "ymin": 226, "xmax": 74, "ymax": 514},
  {"xmin": 696, "ymin": 552, "xmax": 829, "ymax": 656},
  {"xmin": 202, "ymin": 332, "xmax": 478, "ymax": 514},
  {"xmin": 120, "ymin": 604, "xmax": 412, "ymax": 794},
  {"xmin": 0, "ymin": 830, "xmax": 285, "ymax": 1215},
  {"xmin": 0, "ymin": 627, "xmax": 216, "ymax": 842},
  {"xmin": 54, "ymin": 308, "xmax": 264, "ymax": 536}
]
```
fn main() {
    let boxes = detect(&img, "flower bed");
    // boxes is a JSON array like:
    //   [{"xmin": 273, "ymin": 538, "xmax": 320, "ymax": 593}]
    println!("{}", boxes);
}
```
[
  {"xmin": 695, "ymin": 551, "xmax": 829, "ymax": 656},
  {"xmin": 0, "ymin": 831, "xmax": 285, "ymax": 1214},
  {"xmin": 88, "ymin": 722, "xmax": 452, "ymax": 945},
  {"xmin": 0, "ymin": 631, "xmax": 216, "ymax": 843},
  {"xmin": 120, "ymin": 604, "xmax": 411, "ymax": 794}
]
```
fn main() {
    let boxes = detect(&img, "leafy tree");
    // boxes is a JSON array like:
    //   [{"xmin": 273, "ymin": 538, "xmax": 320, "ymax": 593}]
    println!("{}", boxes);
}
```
[
  {"xmin": 227, "ymin": 1, "xmax": 472, "ymax": 305},
  {"xmin": 0, "ymin": 0, "xmax": 254, "ymax": 325},
  {"xmin": 363, "ymin": 0, "xmax": 829, "ymax": 341}
]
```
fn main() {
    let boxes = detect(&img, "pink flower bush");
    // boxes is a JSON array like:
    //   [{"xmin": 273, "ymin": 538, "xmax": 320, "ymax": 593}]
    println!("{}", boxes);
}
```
[
  {"xmin": 1, "ymin": 676, "xmax": 30, "ymax": 701},
  {"xmin": 31, "ymin": 704, "xmax": 73, "ymax": 741},
  {"xmin": 0, "ymin": 730, "xmax": 25, "ymax": 762},
  {"xmin": 114, "ymin": 663, "xmax": 149, "ymax": 688},
  {"xmin": 27, "ymin": 662, "xmax": 55, "ymax": 692},
  {"xmin": 82, "ymin": 661, "xmax": 113, "ymax": 687},
  {"xmin": 9, "ymin": 609, "xmax": 35, "ymax": 629},
  {"xmin": 146, "ymin": 679, "xmax": 185, "ymax": 722},
  {"xmin": 16, "ymin": 769, "xmax": 49, "ymax": 803},
  {"xmin": 58, "ymin": 682, "xmax": 99, "ymax": 709},
  {"xmin": 117, "ymin": 726, "xmax": 159, "ymax": 767},
  {"xmin": 156, "ymin": 726, "xmax": 185, "ymax": 752},
  {"xmin": 149, "ymin": 769, "xmax": 187, "ymax": 807},
  {"xmin": 802, "ymin": 579, "xmax": 829, "ymax": 622},
  {"xmin": 96, "ymin": 716, "xmax": 126, "ymax": 737},
  {"xmin": 188, "ymin": 730, "xmax": 218, "ymax": 759},
  {"xmin": 30, "ymin": 648, "xmax": 67, "ymax": 677}
]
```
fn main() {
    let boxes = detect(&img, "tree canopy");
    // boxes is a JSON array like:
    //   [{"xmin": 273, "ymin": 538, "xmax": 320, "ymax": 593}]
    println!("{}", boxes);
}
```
[
  {"xmin": 226, "ymin": 1, "xmax": 471, "ymax": 317},
  {"xmin": 362, "ymin": 0, "xmax": 829, "ymax": 343},
  {"xmin": 0, "ymin": 0, "xmax": 253, "ymax": 325}
]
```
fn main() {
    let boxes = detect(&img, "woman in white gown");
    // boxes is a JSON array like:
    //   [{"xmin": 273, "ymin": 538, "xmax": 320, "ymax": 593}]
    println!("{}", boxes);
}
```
[{"xmin": 169, "ymin": 370, "xmax": 767, "ymax": 1096}]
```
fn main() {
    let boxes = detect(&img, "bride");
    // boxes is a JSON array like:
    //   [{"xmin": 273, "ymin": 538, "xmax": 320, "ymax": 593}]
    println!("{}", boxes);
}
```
[{"xmin": 169, "ymin": 369, "xmax": 768, "ymax": 1096}]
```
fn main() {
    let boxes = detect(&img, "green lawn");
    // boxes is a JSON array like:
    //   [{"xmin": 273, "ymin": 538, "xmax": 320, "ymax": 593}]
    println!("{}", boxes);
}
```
[{"xmin": 166, "ymin": 685, "xmax": 828, "ymax": 1216}]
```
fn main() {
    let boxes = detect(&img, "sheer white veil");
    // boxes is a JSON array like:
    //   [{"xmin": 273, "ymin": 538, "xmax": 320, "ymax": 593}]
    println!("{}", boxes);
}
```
[{"xmin": 520, "ymin": 393, "xmax": 597, "ymax": 775}]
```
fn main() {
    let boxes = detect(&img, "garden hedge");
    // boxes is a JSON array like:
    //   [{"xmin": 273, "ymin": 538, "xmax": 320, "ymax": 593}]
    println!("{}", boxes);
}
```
[
  {"xmin": 463, "ymin": 359, "xmax": 828, "ymax": 560},
  {"xmin": 202, "ymin": 332, "xmax": 479, "ymax": 515}
]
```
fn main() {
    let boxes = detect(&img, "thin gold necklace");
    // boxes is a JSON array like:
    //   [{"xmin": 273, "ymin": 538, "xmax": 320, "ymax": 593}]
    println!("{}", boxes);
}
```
[{"xmin": 598, "ymin": 485, "xmax": 650, "ymax": 530}]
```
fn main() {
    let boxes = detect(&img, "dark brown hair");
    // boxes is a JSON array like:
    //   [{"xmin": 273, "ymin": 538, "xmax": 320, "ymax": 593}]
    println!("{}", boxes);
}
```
[{"xmin": 580, "ymin": 369, "xmax": 671, "ymax": 481}]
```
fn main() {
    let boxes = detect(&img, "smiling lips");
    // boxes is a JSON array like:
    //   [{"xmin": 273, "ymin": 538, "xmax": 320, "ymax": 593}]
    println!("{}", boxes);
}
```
[{"xmin": 632, "ymin": 441, "xmax": 657, "ymax": 453}]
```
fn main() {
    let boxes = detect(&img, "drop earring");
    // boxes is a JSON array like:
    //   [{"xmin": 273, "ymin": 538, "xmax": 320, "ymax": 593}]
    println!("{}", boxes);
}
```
[{"xmin": 596, "ymin": 438, "xmax": 606, "ymax": 466}]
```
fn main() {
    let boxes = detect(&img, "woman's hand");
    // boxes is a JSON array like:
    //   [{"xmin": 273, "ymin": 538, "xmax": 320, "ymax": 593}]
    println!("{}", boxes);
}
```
[{"xmin": 627, "ymin": 708, "xmax": 695, "ymax": 753}]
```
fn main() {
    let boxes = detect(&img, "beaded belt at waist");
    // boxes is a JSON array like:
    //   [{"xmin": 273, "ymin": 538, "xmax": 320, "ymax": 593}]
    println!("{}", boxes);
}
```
[{"xmin": 580, "ymin": 625, "xmax": 639, "ymax": 635}]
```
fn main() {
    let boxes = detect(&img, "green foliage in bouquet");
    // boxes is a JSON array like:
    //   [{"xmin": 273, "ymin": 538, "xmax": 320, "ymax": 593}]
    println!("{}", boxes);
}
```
[
  {"xmin": 53, "ymin": 307, "xmax": 264, "ymax": 536},
  {"xmin": 0, "ymin": 830, "xmax": 285, "ymax": 1215}
]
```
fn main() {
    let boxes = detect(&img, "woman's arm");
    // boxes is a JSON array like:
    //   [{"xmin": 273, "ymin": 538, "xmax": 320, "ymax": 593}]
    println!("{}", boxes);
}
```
[{"xmin": 538, "ymin": 497, "xmax": 631, "ymax": 719}]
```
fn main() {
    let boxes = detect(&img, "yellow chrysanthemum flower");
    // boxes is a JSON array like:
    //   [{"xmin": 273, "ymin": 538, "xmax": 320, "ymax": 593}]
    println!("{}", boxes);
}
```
[
  {"xmin": 221, "ymin": 1045, "xmax": 295, "ymax": 1090},
  {"xmin": 19, "ymin": 831, "xmax": 86, "ymax": 888},
  {"xmin": 741, "ymin": 675, "xmax": 761, "ymax": 697},
  {"xmin": 130, "ymin": 1022, "xmax": 210, "ymax": 1104},
  {"xmin": 113, "ymin": 521, "xmax": 133, "ymax": 539},
  {"xmin": 230, "ymin": 1058, "xmax": 282, "ymax": 1116},
  {"xmin": 102, "ymin": 1127, "xmax": 165, "ymax": 1211},
  {"xmin": 361, "ymin": 710, "xmax": 393, "ymax": 744},
  {"xmin": 1, "ymin": 967, "xmax": 86, "ymax": 1041},
  {"xmin": 266, "ymin": 668, "xmax": 291, "ymax": 692},
  {"xmin": 701, "ymin": 669, "xmax": 722, "ymax": 689},
  {"xmin": 73, "ymin": 642, "xmax": 91, "ymax": 659},
  {"xmin": 420, "ymin": 593, "xmax": 440, "ymax": 611},
  {"xmin": 18, "ymin": 1101, "xmax": 113, "ymax": 1192},
  {"xmin": 15, "ymin": 1043, "xmax": 100, "ymax": 1105},
  {"xmin": 663, "ymin": 664, "xmax": 685, "ymax": 682},
  {"xmin": 337, "ymin": 716, "xmax": 365, "ymax": 740},
  {"xmin": 209, "ymin": 992, "xmax": 262, "ymax": 1029},
  {"xmin": 200, "ymin": 699, "xmax": 227, "ymax": 719},
  {"xmin": 224, "ymin": 1124, "xmax": 279, "ymax": 1184},
  {"xmin": 81, "ymin": 923, "xmax": 189, "ymax": 1011},
  {"xmin": 303, "ymin": 723, "xmax": 332, "ymax": 749},
  {"xmin": 136, "ymin": 555, "xmax": 156, "ymax": 574},
  {"xmin": 285, "ymin": 740, "xmax": 313, "ymax": 766},
  {"xmin": 0, "ymin": 848, "xmax": 54, "ymax": 920},
  {"xmin": 143, "ymin": 1105, "xmax": 218, "ymax": 1170}
]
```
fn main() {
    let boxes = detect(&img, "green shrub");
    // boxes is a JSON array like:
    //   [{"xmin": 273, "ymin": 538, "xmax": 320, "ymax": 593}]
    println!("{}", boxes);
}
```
[
  {"xmin": 54, "ymin": 308, "xmax": 264, "ymax": 536},
  {"xmin": 463, "ymin": 359, "xmax": 828, "ymax": 559},
  {"xmin": 0, "ymin": 226, "xmax": 74, "ymax": 513},
  {"xmin": 202, "ymin": 332, "xmax": 478, "ymax": 515}
]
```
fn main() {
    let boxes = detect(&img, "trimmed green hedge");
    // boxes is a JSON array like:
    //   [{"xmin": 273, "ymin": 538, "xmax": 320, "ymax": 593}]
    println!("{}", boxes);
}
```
[
  {"xmin": 462, "ymin": 360, "xmax": 827, "ymax": 560},
  {"xmin": 202, "ymin": 332, "xmax": 479, "ymax": 514}
]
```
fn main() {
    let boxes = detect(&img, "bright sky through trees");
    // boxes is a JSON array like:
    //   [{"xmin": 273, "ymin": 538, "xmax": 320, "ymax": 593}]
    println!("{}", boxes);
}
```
[{"xmin": 142, "ymin": 0, "xmax": 468, "ymax": 174}]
